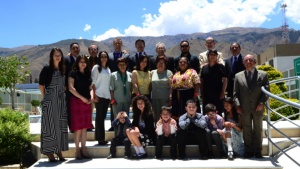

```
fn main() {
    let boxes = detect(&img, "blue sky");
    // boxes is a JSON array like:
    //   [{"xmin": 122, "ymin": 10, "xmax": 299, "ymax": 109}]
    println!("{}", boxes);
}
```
[{"xmin": 1, "ymin": 0, "xmax": 299, "ymax": 48}]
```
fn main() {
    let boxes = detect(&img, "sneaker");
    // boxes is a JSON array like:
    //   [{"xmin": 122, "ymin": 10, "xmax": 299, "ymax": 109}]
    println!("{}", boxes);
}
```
[
  {"xmin": 228, "ymin": 151, "xmax": 234, "ymax": 161},
  {"xmin": 137, "ymin": 153, "xmax": 147, "ymax": 159},
  {"xmin": 107, "ymin": 154, "xmax": 115, "ymax": 159}
]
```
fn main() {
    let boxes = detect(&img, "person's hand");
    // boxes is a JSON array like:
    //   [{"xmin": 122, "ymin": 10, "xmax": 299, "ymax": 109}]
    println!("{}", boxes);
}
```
[
  {"xmin": 157, "ymin": 124, "xmax": 163, "ymax": 135},
  {"xmin": 224, "ymin": 122, "xmax": 232, "ymax": 129},
  {"xmin": 256, "ymin": 103, "xmax": 264, "ymax": 112},
  {"xmin": 210, "ymin": 119, "xmax": 217, "ymax": 126},
  {"xmin": 110, "ymin": 99, "xmax": 117, "ymax": 105},
  {"xmin": 193, "ymin": 95, "xmax": 198, "ymax": 102},
  {"xmin": 81, "ymin": 97, "xmax": 90, "ymax": 104},
  {"xmin": 230, "ymin": 122, "xmax": 236, "ymax": 128},
  {"xmin": 93, "ymin": 94, "xmax": 99, "ymax": 103},
  {"xmin": 236, "ymin": 106, "xmax": 243, "ymax": 114},
  {"xmin": 219, "ymin": 93, "xmax": 225, "ymax": 100}
]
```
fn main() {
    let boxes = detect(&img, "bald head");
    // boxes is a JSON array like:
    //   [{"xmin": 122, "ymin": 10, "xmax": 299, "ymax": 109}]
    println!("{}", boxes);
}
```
[{"xmin": 205, "ymin": 37, "xmax": 216, "ymax": 50}]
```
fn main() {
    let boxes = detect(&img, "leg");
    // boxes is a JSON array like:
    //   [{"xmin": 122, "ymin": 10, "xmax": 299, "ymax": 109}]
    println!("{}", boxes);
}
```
[
  {"xmin": 196, "ymin": 128, "xmax": 208, "ymax": 159},
  {"xmin": 95, "ymin": 98, "xmax": 109, "ymax": 143},
  {"xmin": 211, "ymin": 131, "xmax": 225, "ymax": 158},
  {"xmin": 109, "ymin": 138, "xmax": 118, "ymax": 157},
  {"xmin": 252, "ymin": 111, "xmax": 263, "ymax": 158},
  {"xmin": 177, "ymin": 129, "xmax": 187, "ymax": 159},
  {"xmin": 74, "ymin": 130, "xmax": 82, "ymax": 159},
  {"xmin": 155, "ymin": 135, "xmax": 163, "ymax": 158},
  {"xmin": 123, "ymin": 138, "xmax": 131, "ymax": 157},
  {"xmin": 108, "ymin": 104, "xmax": 114, "ymax": 131},
  {"xmin": 225, "ymin": 129, "xmax": 234, "ymax": 160},
  {"xmin": 242, "ymin": 113, "xmax": 254, "ymax": 158},
  {"xmin": 169, "ymin": 134, "xmax": 177, "ymax": 159},
  {"xmin": 80, "ymin": 128, "xmax": 91, "ymax": 158}
]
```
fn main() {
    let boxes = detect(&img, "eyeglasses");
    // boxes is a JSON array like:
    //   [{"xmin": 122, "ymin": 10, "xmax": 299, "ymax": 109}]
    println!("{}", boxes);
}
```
[
  {"xmin": 89, "ymin": 48, "xmax": 97, "ymax": 51},
  {"xmin": 207, "ymin": 112, "xmax": 216, "ymax": 117},
  {"xmin": 72, "ymin": 47, "xmax": 79, "ymax": 49},
  {"xmin": 180, "ymin": 45, "xmax": 189, "ymax": 48},
  {"xmin": 79, "ymin": 61, "xmax": 86, "ymax": 64}
]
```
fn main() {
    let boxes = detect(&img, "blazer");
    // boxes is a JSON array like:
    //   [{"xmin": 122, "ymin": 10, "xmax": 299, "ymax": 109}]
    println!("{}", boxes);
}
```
[
  {"xmin": 174, "ymin": 53, "xmax": 200, "ymax": 74},
  {"xmin": 233, "ymin": 68, "xmax": 269, "ymax": 114},
  {"xmin": 149, "ymin": 55, "xmax": 175, "ymax": 74},
  {"xmin": 225, "ymin": 54, "xmax": 245, "ymax": 97},
  {"xmin": 64, "ymin": 55, "xmax": 76, "ymax": 88},
  {"xmin": 108, "ymin": 52, "xmax": 130, "ymax": 73},
  {"xmin": 199, "ymin": 51, "xmax": 224, "ymax": 70}
]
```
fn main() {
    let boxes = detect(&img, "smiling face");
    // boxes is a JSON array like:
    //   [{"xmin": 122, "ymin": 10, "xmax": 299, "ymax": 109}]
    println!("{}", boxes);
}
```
[
  {"xmin": 179, "ymin": 57, "xmax": 188, "ymax": 71},
  {"xmin": 88, "ymin": 45, "xmax": 98, "ymax": 57},
  {"xmin": 70, "ymin": 44, "xmax": 80, "ymax": 57},
  {"xmin": 100, "ymin": 52, "xmax": 108, "ymax": 65},
  {"xmin": 160, "ymin": 110, "xmax": 171, "ymax": 121},
  {"xmin": 243, "ymin": 54, "xmax": 256, "ymax": 71},
  {"xmin": 78, "ymin": 57, "xmax": 87, "ymax": 71},
  {"xmin": 224, "ymin": 101, "xmax": 232, "ymax": 113},
  {"xmin": 53, "ymin": 50, "xmax": 62, "ymax": 64},
  {"xmin": 185, "ymin": 102, "xmax": 197, "ymax": 116},
  {"xmin": 137, "ymin": 99, "xmax": 145, "ymax": 112},
  {"xmin": 139, "ymin": 57, "xmax": 148, "ymax": 70}
]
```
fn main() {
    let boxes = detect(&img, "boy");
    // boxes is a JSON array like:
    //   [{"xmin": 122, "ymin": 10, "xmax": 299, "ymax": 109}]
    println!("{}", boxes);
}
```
[
  {"xmin": 204, "ymin": 104, "xmax": 225, "ymax": 159},
  {"xmin": 178, "ymin": 100, "xmax": 208, "ymax": 159},
  {"xmin": 107, "ymin": 111, "xmax": 132, "ymax": 159},
  {"xmin": 155, "ymin": 106, "xmax": 177, "ymax": 159}
]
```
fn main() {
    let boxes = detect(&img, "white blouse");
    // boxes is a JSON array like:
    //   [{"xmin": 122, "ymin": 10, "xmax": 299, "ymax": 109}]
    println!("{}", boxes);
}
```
[{"xmin": 91, "ymin": 65, "xmax": 111, "ymax": 99}]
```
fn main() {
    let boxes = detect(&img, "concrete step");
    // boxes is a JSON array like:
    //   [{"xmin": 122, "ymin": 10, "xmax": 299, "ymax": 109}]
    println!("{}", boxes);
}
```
[
  {"xmin": 29, "ymin": 158, "xmax": 283, "ymax": 169},
  {"xmin": 31, "ymin": 137, "xmax": 300, "ymax": 159}
]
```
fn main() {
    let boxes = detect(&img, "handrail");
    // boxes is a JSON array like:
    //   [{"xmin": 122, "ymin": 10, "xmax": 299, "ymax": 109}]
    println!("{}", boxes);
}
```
[{"xmin": 261, "ymin": 76, "xmax": 300, "ymax": 167}]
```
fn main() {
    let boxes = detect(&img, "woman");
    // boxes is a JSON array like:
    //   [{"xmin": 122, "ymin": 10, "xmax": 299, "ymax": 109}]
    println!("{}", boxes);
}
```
[
  {"xmin": 151, "ymin": 56, "xmax": 173, "ymax": 122},
  {"xmin": 222, "ymin": 97, "xmax": 244, "ymax": 160},
  {"xmin": 92, "ymin": 51, "xmax": 111, "ymax": 145},
  {"xmin": 38, "ymin": 48, "xmax": 68, "ymax": 162},
  {"xmin": 200, "ymin": 49, "xmax": 227, "ymax": 114},
  {"xmin": 171, "ymin": 57, "xmax": 200, "ymax": 120},
  {"xmin": 132, "ymin": 54, "xmax": 151, "ymax": 100},
  {"xmin": 68, "ymin": 55, "xmax": 93, "ymax": 159},
  {"xmin": 110, "ymin": 57, "xmax": 132, "ymax": 116},
  {"xmin": 126, "ymin": 95, "xmax": 156, "ymax": 159}
]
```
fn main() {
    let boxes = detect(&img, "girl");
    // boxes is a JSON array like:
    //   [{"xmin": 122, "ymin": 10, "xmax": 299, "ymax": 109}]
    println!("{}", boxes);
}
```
[
  {"xmin": 222, "ymin": 97, "xmax": 244, "ymax": 160},
  {"xmin": 126, "ymin": 95, "xmax": 156, "ymax": 159}
]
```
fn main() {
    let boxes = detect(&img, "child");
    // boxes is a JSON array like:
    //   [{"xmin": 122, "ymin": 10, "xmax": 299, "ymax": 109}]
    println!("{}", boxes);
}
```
[
  {"xmin": 155, "ymin": 106, "xmax": 177, "ymax": 159},
  {"xmin": 107, "ymin": 111, "xmax": 132, "ymax": 159},
  {"xmin": 204, "ymin": 103, "xmax": 225, "ymax": 159},
  {"xmin": 178, "ymin": 99, "xmax": 208, "ymax": 159},
  {"xmin": 222, "ymin": 97, "xmax": 244, "ymax": 160},
  {"xmin": 126, "ymin": 95, "xmax": 156, "ymax": 159}
]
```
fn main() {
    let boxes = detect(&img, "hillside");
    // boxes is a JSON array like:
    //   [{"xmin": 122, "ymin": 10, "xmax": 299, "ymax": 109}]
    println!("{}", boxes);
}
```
[{"xmin": 1, "ymin": 27, "xmax": 300, "ymax": 80}]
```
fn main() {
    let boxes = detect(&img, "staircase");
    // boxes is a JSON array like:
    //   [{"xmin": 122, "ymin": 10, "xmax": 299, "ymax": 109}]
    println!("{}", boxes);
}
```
[{"xmin": 27, "ymin": 120, "xmax": 300, "ymax": 169}]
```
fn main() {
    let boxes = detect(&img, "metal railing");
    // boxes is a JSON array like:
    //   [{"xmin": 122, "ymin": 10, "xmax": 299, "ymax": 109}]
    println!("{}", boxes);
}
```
[{"xmin": 261, "ymin": 76, "xmax": 300, "ymax": 166}]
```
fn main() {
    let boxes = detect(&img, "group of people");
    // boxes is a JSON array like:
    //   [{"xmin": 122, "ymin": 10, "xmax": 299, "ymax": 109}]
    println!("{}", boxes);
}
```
[{"xmin": 38, "ymin": 36, "xmax": 269, "ymax": 162}]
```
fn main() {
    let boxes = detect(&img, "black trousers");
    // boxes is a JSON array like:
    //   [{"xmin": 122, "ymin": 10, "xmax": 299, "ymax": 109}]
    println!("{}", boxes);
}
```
[
  {"xmin": 124, "ymin": 138, "xmax": 132, "ymax": 157},
  {"xmin": 206, "ymin": 130, "xmax": 224, "ymax": 157},
  {"xmin": 110, "ymin": 137, "xmax": 131, "ymax": 156},
  {"xmin": 155, "ymin": 134, "xmax": 177, "ymax": 158},
  {"xmin": 177, "ymin": 127, "xmax": 208, "ymax": 157},
  {"xmin": 95, "ymin": 97, "xmax": 110, "ymax": 141}
]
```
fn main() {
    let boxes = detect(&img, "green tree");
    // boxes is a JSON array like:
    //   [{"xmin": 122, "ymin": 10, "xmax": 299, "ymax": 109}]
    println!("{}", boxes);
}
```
[{"xmin": 0, "ymin": 55, "xmax": 30, "ymax": 110}]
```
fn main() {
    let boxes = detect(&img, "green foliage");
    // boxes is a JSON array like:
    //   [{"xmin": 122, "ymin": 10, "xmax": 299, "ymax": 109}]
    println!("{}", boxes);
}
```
[
  {"xmin": 0, "ymin": 97, "xmax": 2, "ymax": 106},
  {"xmin": 258, "ymin": 65, "xmax": 287, "ymax": 92},
  {"xmin": 0, "ymin": 55, "xmax": 30, "ymax": 109},
  {"xmin": 287, "ymin": 98, "xmax": 300, "ymax": 120},
  {"xmin": 269, "ymin": 98, "xmax": 294, "ymax": 121},
  {"xmin": 0, "ymin": 108, "xmax": 33, "ymax": 165},
  {"xmin": 30, "ymin": 100, "xmax": 40, "ymax": 107}
]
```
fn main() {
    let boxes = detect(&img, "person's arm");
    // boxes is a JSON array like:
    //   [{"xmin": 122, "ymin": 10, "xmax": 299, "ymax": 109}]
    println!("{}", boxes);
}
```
[
  {"xmin": 178, "ymin": 114, "xmax": 190, "ymax": 130},
  {"xmin": 168, "ymin": 72, "xmax": 173, "ymax": 106},
  {"xmin": 194, "ymin": 114, "xmax": 207, "ymax": 129},
  {"xmin": 233, "ymin": 75, "xmax": 242, "ymax": 114},
  {"xmin": 39, "ymin": 85, "xmax": 45, "ymax": 97},
  {"xmin": 131, "ymin": 70, "xmax": 140, "ymax": 95},
  {"xmin": 110, "ymin": 74, "xmax": 117, "ymax": 105},
  {"xmin": 68, "ymin": 76, "xmax": 90, "ymax": 104},
  {"xmin": 220, "ymin": 77, "xmax": 228, "ymax": 100},
  {"xmin": 91, "ymin": 66, "xmax": 99, "ymax": 102}
]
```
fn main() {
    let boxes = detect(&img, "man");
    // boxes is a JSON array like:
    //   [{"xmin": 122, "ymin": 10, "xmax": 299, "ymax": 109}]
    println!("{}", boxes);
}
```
[
  {"xmin": 108, "ymin": 38, "xmax": 130, "ymax": 131},
  {"xmin": 199, "ymin": 37, "xmax": 224, "ymax": 73},
  {"xmin": 64, "ymin": 43, "xmax": 80, "ymax": 131},
  {"xmin": 174, "ymin": 40, "xmax": 200, "ymax": 74},
  {"xmin": 88, "ymin": 44, "xmax": 98, "ymax": 70},
  {"xmin": 108, "ymin": 37, "xmax": 130, "ymax": 73},
  {"xmin": 225, "ymin": 42, "xmax": 245, "ymax": 97},
  {"xmin": 177, "ymin": 99, "xmax": 208, "ymax": 159},
  {"xmin": 233, "ymin": 54, "xmax": 269, "ymax": 158},
  {"xmin": 149, "ymin": 42, "xmax": 175, "ymax": 73},
  {"xmin": 87, "ymin": 44, "xmax": 98, "ymax": 131},
  {"xmin": 127, "ymin": 39, "xmax": 152, "ymax": 72}
]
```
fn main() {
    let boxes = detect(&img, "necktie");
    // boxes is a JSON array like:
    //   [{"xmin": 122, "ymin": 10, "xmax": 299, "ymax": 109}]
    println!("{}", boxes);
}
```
[
  {"xmin": 139, "ymin": 52, "xmax": 142, "ymax": 58},
  {"xmin": 247, "ymin": 71, "xmax": 252, "ymax": 86},
  {"xmin": 232, "ymin": 56, "xmax": 237, "ymax": 73}
]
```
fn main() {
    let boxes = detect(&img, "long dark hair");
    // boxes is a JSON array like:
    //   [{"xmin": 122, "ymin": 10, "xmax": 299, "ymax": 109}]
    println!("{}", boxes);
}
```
[
  {"xmin": 49, "ymin": 48, "xmax": 65, "ymax": 75},
  {"xmin": 97, "ymin": 51, "xmax": 109, "ymax": 73},
  {"xmin": 223, "ymin": 97, "xmax": 239, "ymax": 123},
  {"xmin": 73, "ymin": 55, "xmax": 91, "ymax": 77},
  {"xmin": 132, "ymin": 95, "xmax": 153, "ymax": 121},
  {"xmin": 136, "ymin": 54, "xmax": 149, "ymax": 72}
]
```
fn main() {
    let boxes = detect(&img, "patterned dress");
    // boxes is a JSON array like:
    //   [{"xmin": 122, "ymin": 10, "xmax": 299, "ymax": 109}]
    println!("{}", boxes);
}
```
[
  {"xmin": 226, "ymin": 118, "xmax": 244, "ymax": 157},
  {"xmin": 40, "ymin": 70, "xmax": 68, "ymax": 154}
]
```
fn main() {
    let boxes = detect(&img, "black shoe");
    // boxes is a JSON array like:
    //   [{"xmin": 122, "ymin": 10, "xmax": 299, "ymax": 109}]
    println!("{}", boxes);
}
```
[
  {"xmin": 200, "ymin": 155, "xmax": 208, "ymax": 160},
  {"xmin": 155, "ymin": 155, "xmax": 161, "ymax": 159},
  {"xmin": 178, "ymin": 154, "xmax": 186, "ymax": 160},
  {"xmin": 244, "ymin": 152, "xmax": 253, "ymax": 158},
  {"xmin": 254, "ymin": 152, "xmax": 263, "ymax": 158},
  {"xmin": 137, "ymin": 153, "xmax": 147, "ymax": 159},
  {"xmin": 87, "ymin": 128, "xmax": 93, "ymax": 132},
  {"xmin": 228, "ymin": 151, "xmax": 234, "ymax": 161},
  {"xmin": 132, "ymin": 153, "xmax": 138, "ymax": 159},
  {"xmin": 98, "ymin": 141, "xmax": 108, "ymax": 145},
  {"xmin": 107, "ymin": 154, "xmax": 115, "ymax": 159},
  {"xmin": 108, "ymin": 127, "xmax": 114, "ymax": 131}
]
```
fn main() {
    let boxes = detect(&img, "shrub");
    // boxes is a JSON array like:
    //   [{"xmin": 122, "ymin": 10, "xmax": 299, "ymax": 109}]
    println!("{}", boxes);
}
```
[
  {"xmin": 30, "ymin": 100, "xmax": 40, "ymax": 107},
  {"xmin": 269, "ymin": 98, "xmax": 294, "ymax": 121},
  {"xmin": 0, "ymin": 108, "xmax": 33, "ymax": 165},
  {"xmin": 287, "ymin": 98, "xmax": 300, "ymax": 120},
  {"xmin": 0, "ymin": 97, "xmax": 2, "ymax": 106}
]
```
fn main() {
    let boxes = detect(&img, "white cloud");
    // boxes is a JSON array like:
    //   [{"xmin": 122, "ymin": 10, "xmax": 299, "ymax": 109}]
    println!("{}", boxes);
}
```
[
  {"xmin": 79, "ymin": 37, "xmax": 83, "ymax": 39},
  {"xmin": 94, "ymin": 0, "xmax": 289, "ymax": 41},
  {"xmin": 83, "ymin": 24, "xmax": 91, "ymax": 32},
  {"xmin": 283, "ymin": 0, "xmax": 300, "ymax": 24},
  {"xmin": 93, "ymin": 29, "xmax": 123, "ymax": 41}
]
